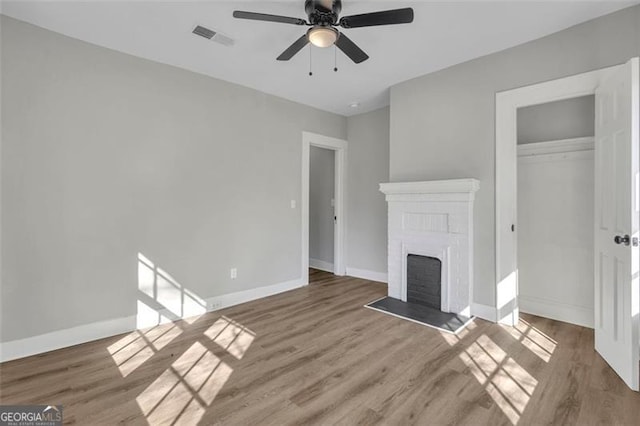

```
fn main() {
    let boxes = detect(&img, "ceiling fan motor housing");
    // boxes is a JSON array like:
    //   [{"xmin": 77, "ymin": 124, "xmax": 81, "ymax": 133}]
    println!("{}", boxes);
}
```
[{"xmin": 305, "ymin": 0, "xmax": 342, "ymax": 26}]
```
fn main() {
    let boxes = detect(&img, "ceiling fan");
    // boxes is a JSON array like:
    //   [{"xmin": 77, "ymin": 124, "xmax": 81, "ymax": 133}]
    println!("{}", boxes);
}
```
[{"xmin": 233, "ymin": 0, "xmax": 414, "ymax": 64}]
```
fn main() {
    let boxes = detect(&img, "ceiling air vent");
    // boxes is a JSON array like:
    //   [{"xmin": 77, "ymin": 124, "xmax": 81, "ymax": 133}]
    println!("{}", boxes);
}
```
[
  {"xmin": 193, "ymin": 25, "xmax": 216, "ymax": 39},
  {"xmin": 192, "ymin": 25, "xmax": 235, "ymax": 47}
]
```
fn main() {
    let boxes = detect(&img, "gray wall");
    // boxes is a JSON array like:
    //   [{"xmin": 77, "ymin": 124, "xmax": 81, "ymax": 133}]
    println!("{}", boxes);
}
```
[
  {"xmin": 518, "ymin": 95, "xmax": 595, "ymax": 144},
  {"xmin": 1, "ymin": 16, "xmax": 347, "ymax": 342},
  {"xmin": 0, "ymin": 12, "xmax": 4, "ymax": 339},
  {"xmin": 390, "ymin": 5, "xmax": 640, "ymax": 307},
  {"xmin": 309, "ymin": 146, "xmax": 335, "ymax": 266},
  {"xmin": 346, "ymin": 107, "xmax": 390, "ymax": 274}
]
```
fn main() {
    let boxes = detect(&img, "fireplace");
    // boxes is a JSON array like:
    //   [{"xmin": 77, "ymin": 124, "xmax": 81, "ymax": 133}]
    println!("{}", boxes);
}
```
[
  {"xmin": 407, "ymin": 254, "xmax": 442, "ymax": 310},
  {"xmin": 379, "ymin": 179, "xmax": 479, "ymax": 317}
]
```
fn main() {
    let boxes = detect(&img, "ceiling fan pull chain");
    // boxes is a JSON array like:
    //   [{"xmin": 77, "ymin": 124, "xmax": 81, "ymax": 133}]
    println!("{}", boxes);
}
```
[
  {"xmin": 334, "ymin": 45, "xmax": 338, "ymax": 72},
  {"xmin": 309, "ymin": 45, "xmax": 313, "ymax": 76}
]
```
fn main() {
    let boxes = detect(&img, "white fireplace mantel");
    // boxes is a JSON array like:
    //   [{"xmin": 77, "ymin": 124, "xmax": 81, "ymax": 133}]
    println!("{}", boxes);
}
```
[
  {"xmin": 380, "ymin": 179, "xmax": 480, "ymax": 201},
  {"xmin": 380, "ymin": 178, "xmax": 479, "ymax": 316}
]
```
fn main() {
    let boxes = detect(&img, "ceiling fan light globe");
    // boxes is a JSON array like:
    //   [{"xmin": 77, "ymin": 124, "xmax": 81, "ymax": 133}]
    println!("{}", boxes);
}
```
[{"xmin": 307, "ymin": 26, "xmax": 338, "ymax": 48}]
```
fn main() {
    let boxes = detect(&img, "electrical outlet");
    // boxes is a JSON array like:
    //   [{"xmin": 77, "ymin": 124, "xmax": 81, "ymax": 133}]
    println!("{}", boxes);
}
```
[
  {"xmin": 209, "ymin": 301, "xmax": 221, "ymax": 311},
  {"xmin": 330, "ymin": 198, "xmax": 335, "ymax": 207},
  {"xmin": 230, "ymin": 268, "xmax": 237, "ymax": 279},
  {"xmin": 290, "ymin": 200, "xmax": 296, "ymax": 209}
]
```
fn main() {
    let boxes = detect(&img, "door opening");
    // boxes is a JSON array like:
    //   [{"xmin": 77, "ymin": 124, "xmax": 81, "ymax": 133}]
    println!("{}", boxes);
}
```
[
  {"xmin": 516, "ymin": 96, "xmax": 595, "ymax": 328},
  {"xmin": 301, "ymin": 132, "xmax": 347, "ymax": 284},
  {"xmin": 495, "ymin": 58, "xmax": 639, "ymax": 391},
  {"xmin": 309, "ymin": 146, "xmax": 336, "ymax": 273}
]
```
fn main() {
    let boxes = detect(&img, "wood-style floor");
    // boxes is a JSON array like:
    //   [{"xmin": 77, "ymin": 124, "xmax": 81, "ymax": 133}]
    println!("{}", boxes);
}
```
[{"xmin": 1, "ymin": 269, "xmax": 639, "ymax": 425}]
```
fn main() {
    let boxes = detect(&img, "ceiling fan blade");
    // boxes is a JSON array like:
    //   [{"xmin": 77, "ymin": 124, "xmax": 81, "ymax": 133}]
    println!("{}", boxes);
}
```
[
  {"xmin": 277, "ymin": 35, "xmax": 310, "ymax": 61},
  {"xmin": 233, "ymin": 11, "xmax": 307, "ymax": 26},
  {"xmin": 339, "ymin": 8, "xmax": 414, "ymax": 29},
  {"xmin": 335, "ymin": 33, "xmax": 369, "ymax": 64}
]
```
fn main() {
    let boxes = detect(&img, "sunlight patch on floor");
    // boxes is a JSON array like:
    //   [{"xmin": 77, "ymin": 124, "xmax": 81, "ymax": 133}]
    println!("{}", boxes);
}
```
[
  {"xmin": 124, "ymin": 314, "xmax": 256, "ymax": 423},
  {"xmin": 205, "ymin": 316, "xmax": 256, "ymax": 360},
  {"xmin": 503, "ymin": 319, "xmax": 557, "ymax": 362},
  {"xmin": 440, "ymin": 319, "xmax": 476, "ymax": 346},
  {"xmin": 108, "ymin": 323, "xmax": 183, "ymax": 377},
  {"xmin": 441, "ymin": 333, "xmax": 460, "ymax": 346},
  {"xmin": 136, "ymin": 341, "xmax": 234, "ymax": 425},
  {"xmin": 459, "ymin": 333, "xmax": 539, "ymax": 425}
]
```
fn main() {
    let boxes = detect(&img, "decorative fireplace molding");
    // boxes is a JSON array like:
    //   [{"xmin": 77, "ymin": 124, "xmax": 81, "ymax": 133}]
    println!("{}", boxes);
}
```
[{"xmin": 380, "ymin": 179, "xmax": 480, "ymax": 317}]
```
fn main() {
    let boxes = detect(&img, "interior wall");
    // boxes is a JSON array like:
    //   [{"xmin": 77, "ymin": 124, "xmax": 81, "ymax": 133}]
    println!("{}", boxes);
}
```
[
  {"xmin": 346, "ymin": 107, "xmax": 390, "ymax": 276},
  {"xmin": 389, "ymin": 5, "xmax": 640, "ymax": 308},
  {"xmin": 309, "ymin": 146, "xmax": 335, "ymax": 269},
  {"xmin": 0, "ymin": 16, "xmax": 347, "ymax": 343},
  {"xmin": 518, "ymin": 95, "xmax": 595, "ymax": 144}
]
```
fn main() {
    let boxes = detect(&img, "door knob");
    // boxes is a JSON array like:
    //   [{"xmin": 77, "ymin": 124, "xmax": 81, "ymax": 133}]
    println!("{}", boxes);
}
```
[{"xmin": 614, "ymin": 234, "xmax": 631, "ymax": 245}]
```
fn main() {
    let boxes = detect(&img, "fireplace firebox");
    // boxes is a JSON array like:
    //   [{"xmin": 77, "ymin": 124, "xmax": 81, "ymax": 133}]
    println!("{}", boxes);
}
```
[{"xmin": 407, "ymin": 254, "xmax": 442, "ymax": 310}]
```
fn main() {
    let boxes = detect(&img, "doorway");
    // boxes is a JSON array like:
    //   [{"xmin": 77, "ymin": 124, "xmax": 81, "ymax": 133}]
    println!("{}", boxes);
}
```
[
  {"xmin": 495, "ymin": 64, "xmax": 619, "ymax": 326},
  {"xmin": 495, "ymin": 58, "xmax": 640, "ymax": 391},
  {"xmin": 516, "ymin": 96, "xmax": 595, "ymax": 328},
  {"xmin": 309, "ymin": 146, "xmax": 336, "ymax": 273},
  {"xmin": 301, "ymin": 131, "xmax": 347, "ymax": 284}
]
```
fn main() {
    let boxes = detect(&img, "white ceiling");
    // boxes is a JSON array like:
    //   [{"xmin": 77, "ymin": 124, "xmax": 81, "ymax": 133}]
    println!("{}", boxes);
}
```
[{"xmin": 2, "ymin": 1, "xmax": 637, "ymax": 116}]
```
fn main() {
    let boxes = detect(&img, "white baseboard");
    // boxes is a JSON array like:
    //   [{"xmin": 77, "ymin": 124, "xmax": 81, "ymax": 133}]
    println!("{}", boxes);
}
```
[
  {"xmin": 0, "ymin": 315, "xmax": 137, "ymax": 363},
  {"xmin": 0, "ymin": 278, "xmax": 305, "ymax": 363},
  {"xmin": 471, "ymin": 302, "xmax": 497, "ymax": 322},
  {"xmin": 205, "ymin": 278, "xmax": 304, "ymax": 312},
  {"xmin": 519, "ymin": 295, "xmax": 593, "ymax": 328},
  {"xmin": 346, "ymin": 267, "xmax": 387, "ymax": 283},
  {"xmin": 309, "ymin": 258, "xmax": 334, "ymax": 273},
  {"xmin": 497, "ymin": 299, "xmax": 519, "ymax": 326}
]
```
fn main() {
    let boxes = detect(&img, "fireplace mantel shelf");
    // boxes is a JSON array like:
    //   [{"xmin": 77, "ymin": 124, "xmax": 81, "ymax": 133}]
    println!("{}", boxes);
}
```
[{"xmin": 379, "ymin": 179, "xmax": 480, "ymax": 196}]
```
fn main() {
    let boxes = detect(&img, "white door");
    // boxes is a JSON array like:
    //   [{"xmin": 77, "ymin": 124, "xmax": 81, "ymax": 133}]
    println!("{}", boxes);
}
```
[{"xmin": 594, "ymin": 57, "xmax": 639, "ymax": 391}]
